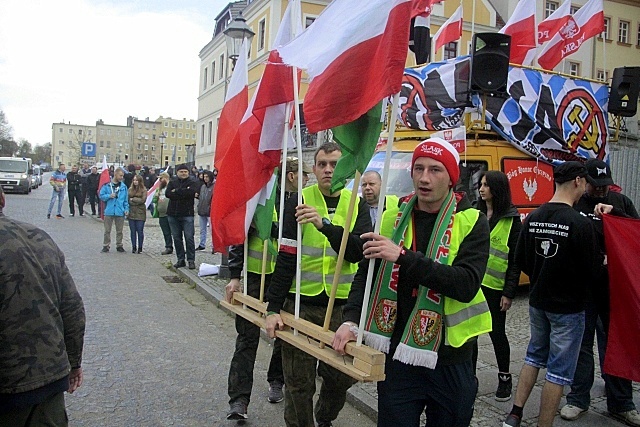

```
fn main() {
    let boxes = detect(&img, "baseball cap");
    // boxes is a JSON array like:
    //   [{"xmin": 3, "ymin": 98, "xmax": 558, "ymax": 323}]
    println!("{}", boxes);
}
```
[
  {"xmin": 585, "ymin": 159, "xmax": 614, "ymax": 187},
  {"xmin": 285, "ymin": 156, "xmax": 312, "ymax": 174},
  {"xmin": 553, "ymin": 161, "xmax": 588, "ymax": 184}
]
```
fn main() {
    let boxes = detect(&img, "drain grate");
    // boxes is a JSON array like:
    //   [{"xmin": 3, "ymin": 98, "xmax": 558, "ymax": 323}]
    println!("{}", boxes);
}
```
[{"xmin": 162, "ymin": 276, "xmax": 182, "ymax": 283}]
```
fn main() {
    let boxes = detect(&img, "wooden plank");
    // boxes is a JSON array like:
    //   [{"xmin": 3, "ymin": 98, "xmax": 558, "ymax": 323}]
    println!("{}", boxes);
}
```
[
  {"xmin": 220, "ymin": 300, "xmax": 264, "ymax": 328},
  {"xmin": 233, "ymin": 293, "xmax": 267, "ymax": 313}
]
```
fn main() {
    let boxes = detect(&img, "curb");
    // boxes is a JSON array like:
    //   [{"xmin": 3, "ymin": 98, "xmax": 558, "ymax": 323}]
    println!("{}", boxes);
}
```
[{"xmin": 167, "ymin": 264, "xmax": 379, "ymax": 424}]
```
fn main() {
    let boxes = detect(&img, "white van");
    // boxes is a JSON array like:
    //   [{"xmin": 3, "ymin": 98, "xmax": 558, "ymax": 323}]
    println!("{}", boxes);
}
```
[{"xmin": 0, "ymin": 157, "xmax": 33, "ymax": 194}]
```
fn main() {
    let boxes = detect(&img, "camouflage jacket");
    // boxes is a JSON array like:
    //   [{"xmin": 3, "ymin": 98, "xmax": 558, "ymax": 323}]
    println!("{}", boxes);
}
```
[{"xmin": 0, "ymin": 216, "xmax": 85, "ymax": 394}]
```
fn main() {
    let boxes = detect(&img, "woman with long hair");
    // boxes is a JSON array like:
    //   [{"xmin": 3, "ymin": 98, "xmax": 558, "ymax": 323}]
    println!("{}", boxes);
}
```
[
  {"xmin": 127, "ymin": 174, "xmax": 147, "ymax": 253},
  {"xmin": 474, "ymin": 170, "xmax": 522, "ymax": 402},
  {"xmin": 195, "ymin": 170, "xmax": 215, "ymax": 251},
  {"xmin": 153, "ymin": 172, "xmax": 173, "ymax": 255}
]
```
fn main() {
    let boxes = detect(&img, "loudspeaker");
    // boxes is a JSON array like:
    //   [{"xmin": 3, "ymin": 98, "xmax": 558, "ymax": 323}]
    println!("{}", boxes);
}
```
[
  {"xmin": 469, "ymin": 33, "xmax": 511, "ymax": 94},
  {"xmin": 608, "ymin": 67, "xmax": 640, "ymax": 117}
]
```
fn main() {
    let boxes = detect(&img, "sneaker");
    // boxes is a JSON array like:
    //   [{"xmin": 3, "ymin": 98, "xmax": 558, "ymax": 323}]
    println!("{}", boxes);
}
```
[
  {"xmin": 47, "ymin": 214, "xmax": 51, "ymax": 219},
  {"xmin": 226, "ymin": 401, "xmax": 248, "ymax": 420},
  {"xmin": 101, "ymin": 247, "xmax": 109, "ymax": 253},
  {"xmin": 188, "ymin": 261, "xmax": 196, "ymax": 270},
  {"xmin": 116, "ymin": 247, "xmax": 126, "ymax": 253},
  {"xmin": 161, "ymin": 249, "xmax": 173, "ymax": 255},
  {"xmin": 132, "ymin": 248, "xmax": 137, "ymax": 254},
  {"xmin": 70, "ymin": 213, "xmax": 74, "ymax": 217},
  {"xmin": 503, "ymin": 413, "xmax": 521, "ymax": 427},
  {"xmin": 174, "ymin": 260, "xmax": 186, "ymax": 268},
  {"xmin": 268, "ymin": 381, "xmax": 284, "ymax": 403},
  {"xmin": 612, "ymin": 409, "xmax": 640, "ymax": 427},
  {"xmin": 560, "ymin": 404, "xmax": 587, "ymax": 421},
  {"xmin": 56, "ymin": 214, "xmax": 64, "ymax": 219},
  {"xmin": 137, "ymin": 248, "xmax": 142, "ymax": 254},
  {"xmin": 495, "ymin": 373, "xmax": 512, "ymax": 401},
  {"xmin": 195, "ymin": 245, "xmax": 205, "ymax": 251},
  {"xmin": 79, "ymin": 213, "xmax": 85, "ymax": 217}
]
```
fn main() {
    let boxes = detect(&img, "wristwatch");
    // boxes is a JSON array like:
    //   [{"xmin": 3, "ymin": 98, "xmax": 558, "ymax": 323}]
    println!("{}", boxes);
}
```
[{"xmin": 321, "ymin": 217, "xmax": 331, "ymax": 228}]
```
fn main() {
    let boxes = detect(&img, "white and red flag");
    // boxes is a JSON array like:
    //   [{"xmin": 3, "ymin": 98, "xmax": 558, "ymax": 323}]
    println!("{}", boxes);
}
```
[
  {"xmin": 211, "ymin": 0, "xmax": 301, "ymax": 251},
  {"xmin": 433, "ymin": 5, "xmax": 463, "ymax": 53},
  {"xmin": 97, "ymin": 155, "xmax": 111, "ymax": 219},
  {"xmin": 213, "ymin": 40, "xmax": 249, "ymax": 170},
  {"xmin": 145, "ymin": 178, "xmax": 161, "ymax": 208},
  {"xmin": 538, "ymin": 0, "xmax": 604, "ymax": 70},
  {"xmin": 276, "ymin": 0, "xmax": 415, "ymax": 133},
  {"xmin": 499, "ymin": 0, "xmax": 537, "ymax": 65},
  {"xmin": 538, "ymin": 0, "xmax": 572, "ymax": 43}
]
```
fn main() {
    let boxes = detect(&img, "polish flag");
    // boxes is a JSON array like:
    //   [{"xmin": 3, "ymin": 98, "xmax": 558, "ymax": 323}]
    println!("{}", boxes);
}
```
[
  {"xmin": 277, "ymin": 0, "xmax": 414, "ymax": 133},
  {"xmin": 538, "ymin": 0, "xmax": 604, "ymax": 70},
  {"xmin": 97, "ymin": 155, "xmax": 111, "ymax": 219},
  {"xmin": 213, "ymin": 40, "xmax": 249, "ymax": 170},
  {"xmin": 538, "ymin": 0, "xmax": 571, "ymax": 43},
  {"xmin": 412, "ymin": 0, "xmax": 442, "ymax": 17},
  {"xmin": 144, "ymin": 178, "xmax": 161, "ymax": 208},
  {"xmin": 499, "ymin": 0, "xmax": 537, "ymax": 65},
  {"xmin": 433, "ymin": 5, "xmax": 463, "ymax": 53},
  {"xmin": 211, "ymin": 0, "xmax": 301, "ymax": 251}
]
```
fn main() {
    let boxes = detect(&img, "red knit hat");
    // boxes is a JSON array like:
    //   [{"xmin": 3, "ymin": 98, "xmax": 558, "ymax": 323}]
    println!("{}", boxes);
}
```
[{"xmin": 411, "ymin": 137, "xmax": 461, "ymax": 186}]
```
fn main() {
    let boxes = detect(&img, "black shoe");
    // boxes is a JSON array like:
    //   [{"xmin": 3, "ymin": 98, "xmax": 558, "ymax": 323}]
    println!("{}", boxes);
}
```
[
  {"xmin": 174, "ymin": 260, "xmax": 186, "ymax": 268},
  {"xmin": 116, "ymin": 247, "xmax": 125, "ymax": 253},
  {"xmin": 496, "ymin": 373, "xmax": 512, "ymax": 401},
  {"xmin": 188, "ymin": 261, "xmax": 196, "ymax": 270},
  {"xmin": 137, "ymin": 248, "xmax": 142, "ymax": 254},
  {"xmin": 101, "ymin": 247, "xmax": 109, "ymax": 253},
  {"xmin": 47, "ymin": 214, "xmax": 51, "ymax": 219},
  {"xmin": 132, "ymin": 248, "xmax": 137, "ymax": 253},
  {"xmin": 161, "ymin": 249, "xmax": 173, "ymax": 255},
  {"xmin": 503, "ymin": 413, "xmax": 521, "ymax": 427},
  {"xmin": 79, "ymin": 213, "xmax": 85, "ymax": 217},
  {"xmin": 195, "ymin": 245, "xmax": 205, "ymax": 251},
  {"xmin": 91, "ymin": 212, "xmax": 96, "ymax": 216},
  {"xmin": 70, "ymin": 213, "xmax": 75, "ymax": 217},
  {"xmin": 56, "ymin": 214, "xmax": 64, "ymax": 219},
  {"xmin": 226, "ymin": 401, "xmax": 248, "ymax": 420},
  {"xmin": 268, "ymin": 381, "xmax": 284, "ymax": 403}
]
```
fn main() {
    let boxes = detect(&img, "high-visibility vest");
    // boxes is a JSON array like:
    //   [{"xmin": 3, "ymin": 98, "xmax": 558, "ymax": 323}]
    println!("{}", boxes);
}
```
[
  {"xmin": 246, "ymin": 209, "xmax": 278, "ymax": 275},
  {"xmin": 379, "ymin": 203, "xmax": 492, "ymax": 348},
  {"xmin": 481, "ymin": 217, "xmax": 514, "ymax": 291},
  {"xmin": 293, "ymin": 185, "xmax": 359, "ymax": 299}
]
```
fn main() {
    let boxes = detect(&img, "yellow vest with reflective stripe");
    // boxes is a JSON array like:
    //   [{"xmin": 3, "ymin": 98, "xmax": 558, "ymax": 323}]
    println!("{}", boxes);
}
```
[
  {"xmin": 481, "ymin": 217, "xmax": 513, "ymax": 291},
  {"xmin": 379, "ymin": 203, "xmax": 492, "ymax": 348},
  {"xmin": 293, "ymin": 185, "xmax": 359, "ymax": 299},
  {"xmin": 246, "ymin": 209, "xmax": 278, "ymax": 275}
]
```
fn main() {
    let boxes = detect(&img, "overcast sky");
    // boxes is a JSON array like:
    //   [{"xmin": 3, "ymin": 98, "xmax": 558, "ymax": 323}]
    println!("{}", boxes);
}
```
[{"xmin": 0, "ymin": 0, "xmax": 230, "ymax": 146}]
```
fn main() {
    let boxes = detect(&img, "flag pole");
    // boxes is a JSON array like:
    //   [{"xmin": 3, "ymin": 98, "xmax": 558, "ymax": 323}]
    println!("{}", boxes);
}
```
[
  {"xmin": 260, "ymin": 239, "xmax": 269, "ymax": 302},
  {"xmin": 471, "ymin": 0, "xmax": 476, "ymax": 39},
  {"xmin": 278, "ymin": 103, "xmax": 293, "ymax": 244},
  {"xmin": 243, "ymin": 238, "xmax": 249, "ymax": 309},
  {"xmin": 356, "ymin": 92, "xmax": 401, "ymax": 346}
]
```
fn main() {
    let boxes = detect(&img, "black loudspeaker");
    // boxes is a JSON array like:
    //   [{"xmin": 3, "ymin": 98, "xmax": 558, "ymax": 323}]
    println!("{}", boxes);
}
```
[
  {"xmin": 608, "ymin": 67, "xmax": 640, "ymax": 117},
  {"xmin": 469, "ymin": 33, "xmax": 511, "ymax": 94}
]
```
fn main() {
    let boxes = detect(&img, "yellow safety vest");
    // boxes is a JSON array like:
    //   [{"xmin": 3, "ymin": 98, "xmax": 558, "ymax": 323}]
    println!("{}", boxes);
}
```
[
  {"xmin": 482, "ymin": 217, "xmax": 514, "ymax": 291},
  {"xmin": 293, "ymin": 185, "xmax": 359, "ymax": 299},
  {"xmin": 246, "ymin": 209, "xmax": 278, "ymax": 275},
  {"xmin": 379, "ymin": 204, "xmax": 492, "ymax": 348}
]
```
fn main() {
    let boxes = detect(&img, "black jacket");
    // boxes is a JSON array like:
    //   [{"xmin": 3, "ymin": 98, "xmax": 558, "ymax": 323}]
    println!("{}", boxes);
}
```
[
  {"xmin": 87, "ymin": 173, "xmax": 100, "ymax": 191},
  {"xmin": 166, "ymin": 176, "xmax": 197, "ymax": 217},
  {"xmin": 67, "ymin": 171, "xmax": 82, "ymax": 192}
]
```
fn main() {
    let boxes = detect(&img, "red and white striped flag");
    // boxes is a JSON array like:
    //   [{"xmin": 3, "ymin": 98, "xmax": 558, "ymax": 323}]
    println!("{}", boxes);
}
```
[
  {"xmin": 538, "ymin": 0, "xmax": 571, "ymax": 43},
  {"xmin": 144, "ymin": 178, "xmax": 161, "ymax": 208},
  {"xmin": 433, "ymin": 5, "xmax": 463, "ymax": 53},
  {"xmin": 538, "ymin": 0, "xmax": 604, "ymax": 70},
  {"xmin": 499, "ymin": 0, "xmax": 537, "ymax": 66}
]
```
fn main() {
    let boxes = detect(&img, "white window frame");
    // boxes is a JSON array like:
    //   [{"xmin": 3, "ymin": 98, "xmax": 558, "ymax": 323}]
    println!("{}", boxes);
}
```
[{"xmin": 619, "ymin": 20, "xmax": 630, "ymax": 44}]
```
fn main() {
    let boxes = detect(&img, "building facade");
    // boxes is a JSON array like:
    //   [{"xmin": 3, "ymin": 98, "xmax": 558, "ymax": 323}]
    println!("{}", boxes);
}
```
[
  {"xmin": 156, "ymin": 116, "xmax": 197, "ymax": 168},
  {"xmin": 51, "ymin": 122, "xmax": 96, "ymax": 168},
  {"xmin": 131, "ymin": 117, "xmax": 162, "ymax": 168},
  {"xmin": 95, "ymin": 120, "xmax": 132, "ymax": 167}
]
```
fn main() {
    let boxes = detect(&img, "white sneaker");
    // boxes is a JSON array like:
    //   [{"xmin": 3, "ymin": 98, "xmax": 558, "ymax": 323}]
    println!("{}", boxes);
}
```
[
  {"xmin": 613, "ymin": 409, "xmax": 640, "ymax": 427},
  {"xmin": 560, "ymin": 404, "xmax": 587, "ymax": 420}
]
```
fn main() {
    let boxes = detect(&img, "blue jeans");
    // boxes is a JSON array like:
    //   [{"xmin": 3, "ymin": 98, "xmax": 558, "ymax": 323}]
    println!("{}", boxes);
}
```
[
  {"xmin": 566, "ymin": 297, "xmax": 635, "ymax": 413},
  {"xmin": 48, "ymin": 189, "xmax": 64, "ymax": 215},
  {"xmin": 128, "ymin": 219, "xmax": 145, "ymax": 250},
  {"xmin": 198, "ymin": 215, "xmax": 209, "ymax": 248},
  {"xmin": 167, "ymin": 215, "xmax": 195, "ymax": 262},
  {"xmin": 525, "ymin": 306, "xmax": 585, "ymax": 386}
]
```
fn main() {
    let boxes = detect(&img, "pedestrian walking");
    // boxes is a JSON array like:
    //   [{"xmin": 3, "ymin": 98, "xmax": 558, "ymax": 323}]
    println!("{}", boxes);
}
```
[
  {"xmin": 504, "ymin": 161, "xmax": 600, "ymax": 427},
  {"xmin": 0, "ymin": 185, "xmax": 86, "ymax": 427},
  {"xmin": 67, "ymin": 165, "xmax": 84, "ymax": 217},
  {"xmin": 87, "ymin": 166, "xmax": 100, "ymax": 216},
  {"xmin": 128, "ymin": 174, "xmax": 147, "ymax": 254},
  {"xmin": 166, "ymin": 163, "xmax": 197, "ymax": 269},
  {"xmin": 474, "ymin": 170, "xmax": 522, "ymax": 401},
  {"xmin": 195, "ymin": 170, "xmax": 214, "ymax": 251},
  {"xmin": 265, "ymin": 143, "xmax": 371, "ymax": 427},
  {"xmin": 99, "ymin": 168, "xmax": 129, "ymax": 253},
  {"xmin": 333, "ymin": 137, "xmax": 491, "ymax": 427},
  {"xmin": 153, "ymin": 172, "xmax": 174, "ymax": 255},
  {"xmin": 47, "ymin": 163, "xmax": 67, "ymax": 219}
]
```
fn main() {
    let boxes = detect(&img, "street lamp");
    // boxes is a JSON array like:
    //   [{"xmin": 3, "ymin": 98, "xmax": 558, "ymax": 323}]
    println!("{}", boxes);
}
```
[
  {"xmin": 223, "ymin": 12, "xmax": 255, "ymax": 65},
  {"xmin": 159, "ymin": 132, "xmax": 166, "ymax": 169}
]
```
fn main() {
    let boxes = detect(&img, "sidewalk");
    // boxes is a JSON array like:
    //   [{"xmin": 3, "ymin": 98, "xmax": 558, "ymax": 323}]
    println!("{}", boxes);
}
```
[{"xmin": 97, "ymin": 214, "xmax": 638, "ymax": 426}]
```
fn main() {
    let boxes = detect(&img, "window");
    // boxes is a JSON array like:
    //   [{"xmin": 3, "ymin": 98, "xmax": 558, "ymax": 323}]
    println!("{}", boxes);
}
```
[
  {"xmin": 145, "ymin": 124, "xmax": 149, "ymax": 129},
  {"xmin": 178, "ymin": 133, "xmax": 182, "ymax": 138},
  {"xmin": 219, "ymin": 54, "xmax": 224, "ymax": 78},
  {"xmin": 602, "ymin": 17, "xmax": 611, "ymax": 40},
  {"xmin": 144, "ymin": 144, "xmax": 148, "ymax": 150},
  {"xmin": 100, "ymin": 129, "xmax": 105, "ymax": 136},
  {"xmin": 568, "ymin": 62, "xmax": 580, "ymax": 76},
  {"xmin": 305, "ymin": 17, "xmax": 316, "ymax": 28},
  {"xmin": 258, "ymin": 18, "xmax": 266, "ymax": 51},
  {"xmin": 151, "ymin": 145, "xmax": 155, "ymax": 151},
  {"xmin": 125, "ymin": 131, "xmax": 130, "ymax": 137},
  {"xmin": 201, "ymin": 124, "xmax": 205, "ymax": 146},
  {"xmin": 144, "ymin": 155, "xmax": 148, "ymax": 161},
  {"xmin": 152, "ymin": 134, "xmax": 156, "ymax": 140},
  {"xmin": 570, "ymin": 5, "xmax": 580, "ymax": 14},
  {"xmin": 619, "ymin": 20, "xmax": 630, "ymax": 44},
  {"xmin": 78, "ymin": 129, "xmax": 83, "ymax": 135},
  {"xmin": 59, "ymin": 140, "xmax": 64, "ymax": 145},
  {"xmin": 164, "ymin": 121, "xmax": 168, "ymax": 127},
  {"xmin": 170, "ymin": 145, "xmax": 175, "ymax": 150},
  {"xmin": 444, "ymin": 42, "xmax": 458, "ymax": 60},
  {"xmin": 69, "ymin": 129, "xmax": 73, "ymax": 134},
  {"xmin": 192, "ymin": 124, "xmax": 196, "ymax": 129},
  {"xmin": 178, "ymin": 146, "xmax": 182, "ymax": 151},
  {"xmin": 211, "ymin": 61, "xmax": 215, "ymax": 84},
  {"xmin": 106, "ymin": 141, "xmax": 111, "ymax": 148},
  {"xmin": 171, "ymin": 132, "xmax": 175, "ymax": 138},
  {"xmin": 192, "ymin": 133, "xmax": 196, "ymax": 139},
  {"xmin": 88, "ymin": 130, "xmax": 92, "ymax": 135},
  {"xmin": 59, "ymin": 128, "xmax": 63, "ymax": 132},
  {"xmin": 178, "ymin": 123, "xmax": 183, "ymax": 129},
  {"xmin": 116, "ymin": 130, "xmax": 121, "ymax": 137},
  {"xmin": 138, "ymin": 123, "xmax": 142, "ymax": 128},
  {"xmin": 137, "ymin": 143, "xmax": 141, "ymax": 150},
  {"xmin": 596, "ymin": 69, "xmax": 608, "ymax": 82},
  {"xmin": 100, "ymin": 141, "xmax": 104, "ymax": 147},
  {"xmin": 171, "ymin": 122, "xmax": 176, "ymax": 128},
  {"xmin": 125, "ymin": 143, "xmax": 129, "ymax": 149},
  {"xmin": 107, "ymin": 129, "xmax": 111, "ymax": 136},
  {"xmin": 208, "ymin": 121, "xmax": 213, "ymax": 145},
  {"xmin": 178, "ymin": 157, "xmax": 182, "ymax": 162},
  {"xmin": 544, "ymin": 1, "xmax": 558, "ymax": 18}
]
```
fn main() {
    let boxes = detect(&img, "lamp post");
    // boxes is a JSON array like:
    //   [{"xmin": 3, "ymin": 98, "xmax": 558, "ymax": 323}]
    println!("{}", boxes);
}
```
[
  {"xmin": 217, "ymin": 12, "xmax": 255, "ymax": 279},
  {"xmin": 159, "ymin": 132, "xmax": 166, "ymax": 169}
]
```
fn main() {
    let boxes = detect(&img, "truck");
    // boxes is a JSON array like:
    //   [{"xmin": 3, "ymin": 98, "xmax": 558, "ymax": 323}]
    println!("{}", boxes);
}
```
[{"xmin": 0, "ymin": 157, "xmax": 33, "ymax": 194}]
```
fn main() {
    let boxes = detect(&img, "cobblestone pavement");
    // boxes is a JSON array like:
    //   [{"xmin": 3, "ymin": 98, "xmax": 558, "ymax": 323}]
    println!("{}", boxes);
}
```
[{"xmin": 2, "ymin": 181, "xmax": 374, "ymax": 427}]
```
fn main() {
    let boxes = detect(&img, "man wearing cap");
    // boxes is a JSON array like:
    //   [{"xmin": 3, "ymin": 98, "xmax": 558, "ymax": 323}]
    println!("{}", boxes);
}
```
[
  {"xmin": 333, "ymin": 137, "xmax": 491, "ymax": 426},
  {"xmin": 503, "ymin": 161, "xmax": 601, "ymax": 427},
  {"xmin": 223, "ymin": 156, "xmax": 311, "ymax": 421},
  {"xmin": 561, "ymin": 159, "xmax": 640, "ymax": 426},
  {"xmin": 166, "ymin": 163, "xmax": 198, "ymax": 269},
  {"xmin": 265, "ymin": 143, "xmax": 371, "ymax": 427}
]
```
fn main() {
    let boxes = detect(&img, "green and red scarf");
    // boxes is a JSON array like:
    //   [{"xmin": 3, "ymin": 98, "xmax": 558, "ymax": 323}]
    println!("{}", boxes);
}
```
[{"xmin": 364, "ymin": 190, "xmax": 456, "ymax": 369}]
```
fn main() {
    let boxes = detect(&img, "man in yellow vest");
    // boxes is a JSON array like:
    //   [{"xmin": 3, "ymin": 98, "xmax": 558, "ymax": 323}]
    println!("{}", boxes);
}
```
[
  {"xmin": 224, "ymin": 157, "xmax": 311, "ymax": 421},
  {"xmin": 333, "ymin": 137, "xmax": 491, "ymax": 427},
  {"xmin": 265, "ymin": 142, "xmax": 372, "ymax": 427}
]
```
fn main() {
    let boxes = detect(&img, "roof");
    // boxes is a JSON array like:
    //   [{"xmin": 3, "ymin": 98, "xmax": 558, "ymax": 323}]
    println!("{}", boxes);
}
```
[{"xmin": 213, "ymin": 1, "xmax": 246, "ymax": 37}]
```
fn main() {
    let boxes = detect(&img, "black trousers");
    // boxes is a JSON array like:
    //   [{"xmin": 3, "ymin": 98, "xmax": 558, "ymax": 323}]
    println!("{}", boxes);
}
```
[
  {"xmin": 472, "ymin": 285, "xmax": 511, "ymax": 373},
  {"xmin": 67, "ymin": 189, "xmax": 83, "ymax": 215}
]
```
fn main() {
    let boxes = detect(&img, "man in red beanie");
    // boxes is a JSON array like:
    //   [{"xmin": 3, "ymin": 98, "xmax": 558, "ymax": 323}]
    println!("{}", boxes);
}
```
[{"xmin": 334, "ymin": 137, "xmax": 491, "ymax": 426}]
